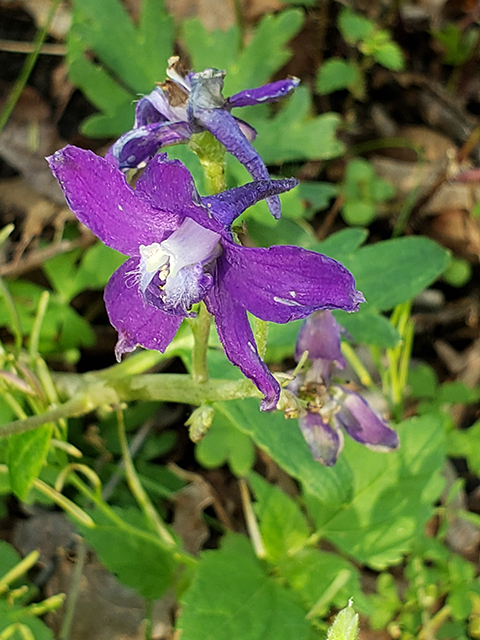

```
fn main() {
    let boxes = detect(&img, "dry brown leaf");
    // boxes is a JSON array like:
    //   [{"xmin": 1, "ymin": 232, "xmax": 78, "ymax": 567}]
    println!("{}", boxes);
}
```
[
  {"xmin": 17, "ymin": 0, "xmax": 72, "ymax": 40},
  {"xmin": 165, "ymin": 0, "xmax": 236, "ymax": 31},
  {"xmin": 423, "ymin": 208, "xmax": 480, "ymax": 261},
  {"xmin": 0, "ymin": 86, "xmax": 65, "ymax": 204},
  {"xmin": 172, "ymin": 475, "xmax": 215, "ymax": 555}
]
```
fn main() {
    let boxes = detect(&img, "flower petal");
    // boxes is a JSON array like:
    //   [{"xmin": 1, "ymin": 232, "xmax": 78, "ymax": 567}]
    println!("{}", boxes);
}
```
[
  {"xmin": 220, "ymin": 242, "xmax": 364, "ymax": 323},
  {"xmin": 104, "ymin": 258, "xmax": 182, "ymax": 360},
  {"xmin": 202, "ymin": 177, "xmax": 298, "ymax": 228},
  {"xmin": 227, "ymin": 78, "xmax": 300, "ymax": 108},
  {"xmin": 295, "ymin": 310, "xmax": 346, "ymax": 368},
  {"xmin": 47, "ymin": 145, "xmax": 178, "ymax": 255},
  {"xmin": 192, "ymin": 108, "xmax": 282, "ymax": 218},
  {"xmin": 135, "ymin": 86, "xmax": 187, "ymax": 126},
  {"xmin": 335, "ymin": 388, "xmax": 399, "ymax": 451},
  {"xmin": 205, "ymin": 269, "xmax": 280, "ymax": 411},
  {"xmin": 298, "ymin": 411, "xmax": 343, "ymax": 466},
  {"xmin": 107, "ymin": 121, "xmax": 190, "ymax": 171},
  {"xmin": 134, "ymin": 153, "xmax": 204, "ymax": 217}
]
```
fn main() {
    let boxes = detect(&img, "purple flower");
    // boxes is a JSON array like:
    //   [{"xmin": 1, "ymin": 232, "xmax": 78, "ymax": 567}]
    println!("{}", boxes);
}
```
[
  {"xmin": 293, "ymin": 311, "xmax": 398, "ymax": 464},
  {"xmin": 48, "ymin": 146, "xmax": 363, "ymax": 411},
  {"xmin": 107, "ymin": 57, "xmax": 300, "ymax": 219}
]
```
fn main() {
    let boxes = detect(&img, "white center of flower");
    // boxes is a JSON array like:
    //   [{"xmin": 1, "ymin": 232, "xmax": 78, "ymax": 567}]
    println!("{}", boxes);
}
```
[{"xmin": 138, "ymin": 218, "xmax": 221, "ymax": 302}]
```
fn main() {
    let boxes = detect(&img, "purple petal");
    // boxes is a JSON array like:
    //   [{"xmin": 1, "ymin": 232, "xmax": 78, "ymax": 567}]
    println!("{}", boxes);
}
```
[
  {"xmin": 135, "ymin": 87, "xmax": 187, "ymax": 126},
  {"xmin": 298, "ymin": 411, "xmax": 343, "ymax": 466},
  {"xmin": 227, "ymin": 78, "xmax": 300, "ymax": 108},
  {"xmin": 134, "ymin": 154, "xmax": 204, "ymax": 217},
  {"xmin": 234, "ymin": 117, "xmax": 257, "ymax": 142},
  {"xmin": 335, "ymin": 388, "xmax": 399, "ymax": 451},
  {"xmin": 202, "ymin": 177, "xmax": 298, "ymax": 228},
  {"xmin": 47, "ymin": 145, "xmax": 177, "ymax": 256},
  {"xmin": 219, "ymin": 242, "xmax": 364, "ymax": 324},
  {"xmin": 205, "ymin": 271, "xmax": 280, "ymax": 412},
  {"xmin": 295, "ymin": 310, "xmax": 346, "ymax": 368},
  {"xmin": 104, "ymin": 258, "xmax": 182, "ymax": 360},
  {"xmin": 107, "ymin": 121, "xmax": 190, "ymax": 171},
  {"xmin": 192, "ymin": 108, "xmax": 281, "ymax": 218},
  {"xmin": 134, "ymin": 93, "xmax": 170, "ymax": 127}
]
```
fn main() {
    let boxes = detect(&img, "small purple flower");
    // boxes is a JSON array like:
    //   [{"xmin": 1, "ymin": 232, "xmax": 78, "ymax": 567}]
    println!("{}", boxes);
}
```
[
  {"xmin": 293, "ymin": 311, "xmax": 398, "ymax": 464},
  {"xmin": 48, "ymin": 146, "xmax": 363, "ymax": 411},
  {"xmin": 107, "ymin": 57, "xmax": 300, "ymax": 219}
]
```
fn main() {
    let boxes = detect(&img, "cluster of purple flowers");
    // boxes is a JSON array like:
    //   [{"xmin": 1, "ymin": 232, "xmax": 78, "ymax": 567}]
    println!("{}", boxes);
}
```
[
  {"xmin": 48, "ymin": 59, "xmax": 396, "ymax": 462},
  {"xmin": 290, "ymin": 311, "xmax": 399, "ymax": 465}
]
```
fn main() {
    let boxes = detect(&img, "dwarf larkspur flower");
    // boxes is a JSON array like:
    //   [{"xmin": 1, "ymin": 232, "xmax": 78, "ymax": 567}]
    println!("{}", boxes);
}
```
[
  {"xmin": 107, "ymin": 57, "xmax": 300, "ymax": 219},
  {"xmin": 292, "ymin": 310, "xmax": 398, "ymax": 464},
  {"xmin": 48, "ymin": 146, "xmax": 363, "ymax": 411}
]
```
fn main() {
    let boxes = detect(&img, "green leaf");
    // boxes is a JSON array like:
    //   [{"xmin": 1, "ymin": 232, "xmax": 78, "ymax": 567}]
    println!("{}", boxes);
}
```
[
  {"xmin": 371, "ymin": 39, "xmax": 405, "ymax": 71},
  {"xmin": 195, "ymin": 414, "xmax": 255, "ymax": 477},
  {"xmin": 249, "ymin": 472, "xmax": 310, "ymax": 563},
  {"xmin": 334, "ymin": 308, "xmax": 401, "ymax": 347},
  {"xmin": 338, "ymin": 7, "xmax": 374, "ymax": 44},
  {"xmin": 214, "ymin": 399, "xmax": 355, "ymax": 508},
  {"xmin": 342, "ymin": 236, "xmax": 450, "ymax": 311},
  {"xmin": 177, "ymin": 533, "xmax": 311, "ymax": 640},
  {"xmin": 298, "ymin": 181, "xmax": 339, "ymax": 214},
  {"xmin": 447, "ymin": 420, "xmax": 480, "ymax": 475},
  {"xmin": 68, "ymin": 0, "xmax": 174, "ymax": 137},
  {"xmin": 253, "ymin": 88, "xmax": 344, "ymax": 163},
  {"xmin": 182, "ymin": 10, "xmax": 303, "ymax": 96},
  {"xmin": 79, "ymin": 507, "xmax": 178, "ymax": 600},
  {"xmin": 0, "ymin": 600, "xmax": 54, "ymax": 639},
  {"xmin": 316, "ymin": 59, "xmax": 362, "ymax": 96},
  {"xmin": 0, "ymin": 540, "xmax": 21, "ymax": 576},
  {"xmin": 327, "ymin": 601, "xmax": 359, "ymax": 640},
  {"xmin": 305, "ymin": 415, "xmax": 446, "ymax": 569},
  {"xmin": 408, "ymin": 363, "xmax": 438, "ymax": 399},
  {"xmin": 279, "ymin": 549, "xmax": 369, "ymax": 616},
  {"xmin": 7, "ymin": 425, "xmax": 52, "ymax": 500},
  {"xmin": 343, "ymin": 200, "xmax": 376, "ymax": 226},
  {"xmin": 315, "ymin": 227, "xmax": 368, "ymax": 263}
]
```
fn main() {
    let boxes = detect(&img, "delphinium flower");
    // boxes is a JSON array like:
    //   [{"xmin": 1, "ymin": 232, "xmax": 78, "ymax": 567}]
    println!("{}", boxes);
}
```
[
  {"xmin": 107, "ymin": 56, "xmax": 300, "ymax": 218},
  {"xmin": 291, "ymin": 310, "xmax": 399, "ymax": 465},
  {"xmin": 48, "ymin": 146, "xmax": 363, "ymax": 411}
]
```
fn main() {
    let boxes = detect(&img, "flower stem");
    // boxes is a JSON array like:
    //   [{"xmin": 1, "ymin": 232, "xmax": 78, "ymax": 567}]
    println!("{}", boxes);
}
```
[
  {"xmin": 0, "ymin": 374, "xmax": 259, "ymax": 436},
  {"xmin": 116, "ymin": 408, "xmax": 176, "ymax": 547},
  {"xmin": 190, "ymin": 302, "xmax": 212, "ymax": 383}
]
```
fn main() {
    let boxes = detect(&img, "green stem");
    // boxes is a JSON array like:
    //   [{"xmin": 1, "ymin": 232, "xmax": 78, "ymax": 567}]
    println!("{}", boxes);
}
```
[
  {"xmin": 116, "ymin": 409, "xmax": 176, "ymax": 547},
  {"xmin": 68, "ymin": 473, "xmax": 196, "ymax": 566},
  {"xmin": 189, "ymin": 303, "xmax": 212, "ymax": 383},
  {"xmin": 341, "ymin": 342, "xmax": 375, "ymax": 388},
  {"xmin": 0, "ymin": 277, "xmax": 22, "ymax": 356},
  {"xmin": 0, "ymin": 551, "xmax": 39, "ymax": 595},
  {"xmin": 0, "ymin": 374, "xmax": 258, "ymax": 436},
  {"xmin": 29, "ymin": 291, "xmax": 49, "ymax": 359},
  {"xmin": 59, "ymin": 537, "xmax": 86, "ymax": 640},
  {"xmin": 0, "ymin": 0, "xmax": 62, "ymax": 133}
]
